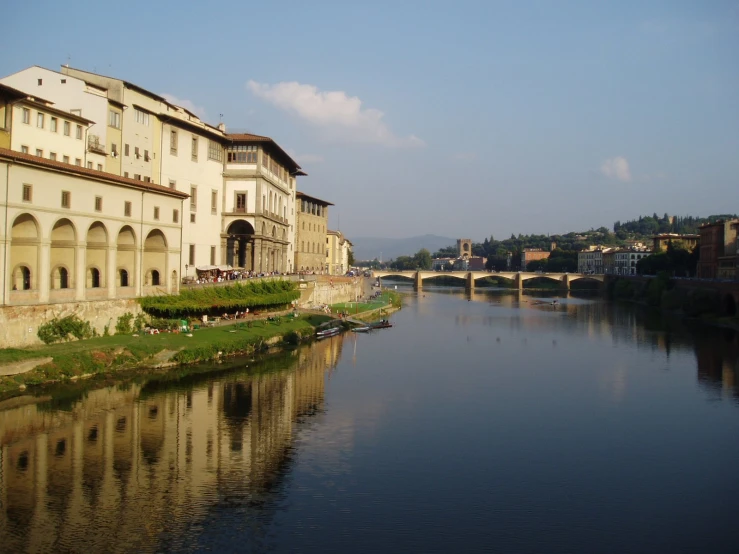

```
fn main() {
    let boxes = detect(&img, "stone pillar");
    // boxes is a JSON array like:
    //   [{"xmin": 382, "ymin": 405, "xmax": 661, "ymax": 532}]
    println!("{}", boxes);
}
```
[
  {"xmin": 561, "ymin": 274, "xmax": 571, "ymax": 291},
  {"xmin": 135, "ymin": 246, "xmax": 143, "ymax": 297},
  {"xmin": 254, "ymin": 238, "xmax": 263, "ymax": 272},
  {"xmin": 107, "ymin": 246, "xmax": 117, "ymax": 299},
  {"xmin": 38, "ymin": 240, "xmax": 51, "ymax": 303},
  {"xmin": 75, "ymin": 242, "xmax": 86, "ymax": 301},
  {"xmin": 466, "ymin": 272, "xmax": 475, "ymax": 291},
  {"xmin": 515, "ymin": 272, "xmax": 523, "ymax": 291},
  {"xmin": 414, "ymin": 271, "xmax": 422, "ymax": 291}
]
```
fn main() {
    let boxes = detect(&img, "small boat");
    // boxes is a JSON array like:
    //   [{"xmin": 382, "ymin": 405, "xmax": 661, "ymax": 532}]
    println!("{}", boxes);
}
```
[
  {"xmin": 316, "ymin": 327, "xmax": 341, "ymax": 338},
  {"xmin": 371, "ymin": 320, "xmax": 393, "ymax": 329},
  {"xmin": 352, "ymin": 326, "xmax": 373, "ymax": 332}
]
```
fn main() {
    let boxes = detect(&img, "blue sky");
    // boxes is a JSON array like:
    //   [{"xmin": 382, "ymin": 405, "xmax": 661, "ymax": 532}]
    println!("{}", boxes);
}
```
[{"xmin": 3, "ymin": 0, "xmax": 738, "ymax": 241}]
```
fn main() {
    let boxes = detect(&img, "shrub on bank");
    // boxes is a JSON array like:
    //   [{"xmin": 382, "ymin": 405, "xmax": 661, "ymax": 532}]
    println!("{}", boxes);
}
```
[{"xmin": 37, "ymin": 315, "xmax": 94, "ymax": 344}]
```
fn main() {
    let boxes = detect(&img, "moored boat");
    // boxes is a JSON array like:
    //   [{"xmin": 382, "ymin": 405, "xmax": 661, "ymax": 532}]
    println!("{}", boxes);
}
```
[
  {"xmin": 316, "ymin": 327, "xmax": 341, "ymax": 338},
  {"xmin": 371, "ymin": 319, "xmax": 393, "ymax": 329}
]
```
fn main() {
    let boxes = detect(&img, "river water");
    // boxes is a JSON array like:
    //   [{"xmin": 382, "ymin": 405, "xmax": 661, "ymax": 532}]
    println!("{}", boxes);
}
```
[{"xmin": 1, "ymin": 287, "xmax": 738, "ymax": 553}]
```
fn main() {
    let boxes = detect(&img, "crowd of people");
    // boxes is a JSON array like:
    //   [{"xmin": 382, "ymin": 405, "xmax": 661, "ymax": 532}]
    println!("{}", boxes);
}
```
[{"xmin": 190, "ymin": 269, "xmax": 284, "ymax": 285}]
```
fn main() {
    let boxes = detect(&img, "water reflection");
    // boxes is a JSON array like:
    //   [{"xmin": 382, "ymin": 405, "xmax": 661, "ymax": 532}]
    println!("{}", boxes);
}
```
[
  {"xmin": 0, "ymin": 338, "xmax": 344, "ymax": 553},
  {"xmin": 1, "ymin": 293, "xmax": 738, "ymax": 553}
]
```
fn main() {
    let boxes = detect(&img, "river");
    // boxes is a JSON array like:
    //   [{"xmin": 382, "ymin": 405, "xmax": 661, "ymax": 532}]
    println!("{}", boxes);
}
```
[{"xmin": 1, "ymin": 287, "xmax": 738, "ymax": 553}]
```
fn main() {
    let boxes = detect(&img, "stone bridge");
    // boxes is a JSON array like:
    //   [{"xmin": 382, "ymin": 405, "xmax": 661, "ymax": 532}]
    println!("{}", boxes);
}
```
[{"xmin": 372, "ymin": 270, "xmax": 604, "ymax": 291}]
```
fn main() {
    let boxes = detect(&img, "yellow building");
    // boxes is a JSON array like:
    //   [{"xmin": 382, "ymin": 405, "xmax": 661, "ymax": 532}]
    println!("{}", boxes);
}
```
[
  {"xmin": 295, "ymin": 191, "xmax": 332, "ymax": 273},
  {"xmin": 326, "ymin": 230, "xmax": 353, "ymax": 275}
]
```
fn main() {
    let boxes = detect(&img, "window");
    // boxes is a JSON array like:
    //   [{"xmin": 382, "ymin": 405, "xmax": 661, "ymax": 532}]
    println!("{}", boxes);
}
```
[
  {"xmin": 37, "ymin": 112, "xmax": 44, "ymax": 128},
  {"xmin": 95, "ymin": 196, "xmax": 102, "ymax": 211},
  {"xmin": 190, "ymin": 213, "xmax": 196, "ymax": 223},
  {"xmin": 50, "ymin": 117, "xmax": 58, "ymax": 132},
  {"xmin": 119, "ymin": 269, "xmax": 129, "ymax": 287},
  {"xmin": 57, "ymin": 267, "xmax": 69, "ymax": 289},
  {"xmin": 76, "ymin": 125, "xmax": 83, "ymax": 139},
  {"xmin": 63, "ymin": 155, "xmax": 69, "ymax": 164},
  {"xmin": 189, "ymin": 244, "xmax": 195, "ymax": 265},
  {"xmin": 37, "ymin": 78, "xmax": 42, "ymax": 86},
  {"xmin": 108, "ymin": 110, "xmax": 120, "ymax": 128},
  {"xmin": 124, "ymin": 201, "xmax": 132, "ymax": 217},
  {"xmin": 19, "ymin": 266, "xmax": 32, "ymax": 290},
  {"xmin": 97, "ymin": 163, "xmax": 102, "ymax": 171},
  {"xmin": 236, "ymin": 192, "xmax": 246, "ymax": 212},
  {"xmin": 134, "ymin": 108, "xmax": 149, "ymax": 126},
  {"xmin": 143, "ymin": 176, "xmax": 151, "ymax": 183},
  {"xmin": 63, "ymin": 121, "xmax": 70, "ymax": 136},
  {"xmin": 61, "ymin": 190, "xmax": 70, "ymax": 208},
  {"xmin": 22, "ymin": 184, "xmax": 32, "ymax": 202},
  {"xmin": 61, "ymin": 78, "xmax": 66, "ymax": 84},
  {"xmin": 124, "ymin": 143, "xmax": 129, "ymax": 156},
  {"xmin": 208, "ymin": 140, "xmax": 223, "ymax": 161},
  {"xmin": 89, "ymin": 267, "xmax": 100, "ymax": 288},
  {"xmin": 124, "ymin": 171, "xmax": 129, "ymax": 178},
  {"xmin": 87, "ymin": 161, "xmax": 93, "ymax": 169},
  {"xmin": 150, "ymin": 270, "xmax": 160, "ymax": 286},
  {"xmin": 169, "ymin": 179, "xmax": 176, "ymax": 190},
  {"xmin": 210, "ymin": 246, "xmax": 216, "ymax": 265},
  {"xmin": 135, "ymin": 146, "xmax": 140, "ymax": 158},
  {"xmin": 211, "ymin": 190, "xmax": 217, "ymax": 214},
  {"xmin": 153, "ymin": 206, "xmax": 160, "ymax": 220},
  {"xmin": 226, "ymin": 144, "xmax": 257, "ymax": 163},
  {"xmin": 49, "ymin": 152, "xmax": 57, "ymax": 161},
  {"xmin": 173, "ymin": 209, "xmax": 179, "ymax": 223},
  {"xmin": 170, "ymin": 130, "xmax": 178, "ymax": 155},
  {"xmin": 190, "ymin": 185, "xmax": 197, "ymax": 210},
  {"xmin": 36, "ymin": 149, "xmax": 43, "ymax": 157},
  {"xmin": 21, "ymin": 145, "xmax": 29, "ymax": 154},
  {"xmin": 111, "ymin": 143, "xmax": 118, "ymax": 157},
  {"xmin": 144, "ymin": 149, "xmax": 150, "ymax": 162},
  {"xmin": 22, "ymin": 108, "xmax": 30, "ymax": 124},
  {"xmin": 191, "ymin": 137, "xmax": 198, "ymax": 161},
  {"xmin": 134, "ymin": 174, "xmax": 141, "ymax": 180}
]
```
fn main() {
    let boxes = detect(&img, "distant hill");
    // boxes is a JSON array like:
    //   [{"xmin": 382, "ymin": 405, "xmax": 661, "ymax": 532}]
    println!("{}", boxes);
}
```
[{"xmin": 352, "ymin": 234, "xmax": 457, "ymax": 261}]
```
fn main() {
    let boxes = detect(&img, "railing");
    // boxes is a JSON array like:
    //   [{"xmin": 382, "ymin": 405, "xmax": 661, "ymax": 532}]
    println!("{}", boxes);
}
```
[{"xmin": 87, "ymin": 135, "xmax": 106, "ymax": 154}]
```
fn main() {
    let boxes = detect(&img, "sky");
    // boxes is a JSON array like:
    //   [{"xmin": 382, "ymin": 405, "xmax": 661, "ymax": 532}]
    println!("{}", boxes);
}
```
[{"xmin": 3, "ymin": 0, "xmax": 738, "ymax": 241}]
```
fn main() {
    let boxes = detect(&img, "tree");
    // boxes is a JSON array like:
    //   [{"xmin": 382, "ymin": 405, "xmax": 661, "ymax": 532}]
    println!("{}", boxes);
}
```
[
  {"xmin": 347, "ymin": 249, "xmax": 355, "ymax": 267},
  {"xmin": 414, "ymin": 248, "xmax": 432, "ymax": 270}
]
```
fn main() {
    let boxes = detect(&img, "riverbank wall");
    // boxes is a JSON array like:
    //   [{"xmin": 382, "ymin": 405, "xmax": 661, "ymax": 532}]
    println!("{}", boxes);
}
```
[
  {"xmin": 0, "ymin": 299, "xmax": 144, "ymax": 348},
  {"xmin": 298, "ymin": 276, "xmax": 364, "ymax": 308}
]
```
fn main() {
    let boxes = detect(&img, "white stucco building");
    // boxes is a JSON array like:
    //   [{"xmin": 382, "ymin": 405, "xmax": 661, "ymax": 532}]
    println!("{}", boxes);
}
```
[{"xmin": 326, "ymin": 230, "xmax": 353, "ymax": 275}]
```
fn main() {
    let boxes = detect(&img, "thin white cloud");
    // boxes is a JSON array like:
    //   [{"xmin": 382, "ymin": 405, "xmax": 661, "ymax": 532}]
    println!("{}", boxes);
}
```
[
  {"xmin": 247, "ymin": 80, "xmax": 424, "ymax": 148},
  {"xmin": 161, "ymin": 93, "xmax": 207, "ymax": 119},
  {"xmin": 600, "ymin": 156, "xmax": 632, "ymax": 182}
]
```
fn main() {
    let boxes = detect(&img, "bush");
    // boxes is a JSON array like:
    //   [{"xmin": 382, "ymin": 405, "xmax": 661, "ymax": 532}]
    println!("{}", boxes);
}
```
[
  {"xmin": 115, "ymin": 312, "xmax": 134, "ymax": 334},
  {"xmin": 283, "ymin": 331, "xmax": 300, "ymax": 345},
  {"xmin": 37, "ymin": 315, "xmax": 94, "ymax": 345},
  {"xmin": 139, "ymin": 280, "xmax": 300, "ymax": 318}
]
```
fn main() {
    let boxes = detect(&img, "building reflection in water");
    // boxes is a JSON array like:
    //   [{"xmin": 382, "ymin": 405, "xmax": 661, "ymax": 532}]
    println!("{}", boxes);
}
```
[{"xmin": 0, "ymin": 337, "xmax": 343, "ymax": 553}]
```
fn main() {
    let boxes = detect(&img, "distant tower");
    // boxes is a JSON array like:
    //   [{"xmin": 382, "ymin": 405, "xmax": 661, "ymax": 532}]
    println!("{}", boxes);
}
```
[{"xmin": 457, "ymin": 238, "xmax": 472, "ymax": 260}]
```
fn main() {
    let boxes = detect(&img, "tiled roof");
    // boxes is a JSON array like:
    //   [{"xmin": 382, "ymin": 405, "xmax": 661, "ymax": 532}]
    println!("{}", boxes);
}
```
[
  {"xmin": 296, "ymin": 191, "xmax": 334, "ymax": 206},
  {"xmin": 0, "ymin": 148, "xmax": 189, "ymax": 199}
]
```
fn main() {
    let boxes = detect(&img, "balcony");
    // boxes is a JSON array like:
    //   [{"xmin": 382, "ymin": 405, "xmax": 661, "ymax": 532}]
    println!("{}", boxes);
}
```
[{"xmin": 87, "ymin": 135, "xmax": 106, "ymax": 155}]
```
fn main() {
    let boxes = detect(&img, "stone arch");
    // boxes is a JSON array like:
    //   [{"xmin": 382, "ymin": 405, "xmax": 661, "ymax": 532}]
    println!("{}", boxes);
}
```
[
  {"xmin": 10, "ymin": 214, "xmax": 40, "ymax": 293},
  {"xmin": 271, "ymin": 225, "xmax": 276, "ymax": 238},
  {"xmin": 50, "ymin": 218, "xmax": 77, "ymax": 294},
  {"xmin": 261, "ymin": 222, "xmax": 266, "ymax": 235},
  {"xmin": 51, "ymin": 264, "xmax": 71, "ymax": 289},
  {"xmin": 86, "ymin": 221, "xmax": 109, "ymax": 291},
  {"xmin": 143, "ymin": 229, "xmax": 167, "ymax": 290},
  {"xmin": 226, "ymin": 220, "xmax": 255, "ymax": 269},
  {"xmin": 116, "ymin": 225, "xmax": 137, "ymax": 290}
]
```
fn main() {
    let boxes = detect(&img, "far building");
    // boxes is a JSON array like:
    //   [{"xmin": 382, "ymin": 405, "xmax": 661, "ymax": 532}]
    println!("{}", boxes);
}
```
[
  {"xmin": 326, "ymin": 230, "xmax": 352, "ymax": 275},
  {"xmin": 295, "ymin": 191, "xmax": 332, "ymax": 273},
  {"xmin": 578, "ymin": 246, "xmax": 615, "ymax": 274},
  {"xmin": 521, "ymin": 242, "xmax": 556, "ymax": 271},
  {"xmin": 652, "ymin": 233, "xmax": 699, "ymax": 253},
  {"xmin": 697, "ymin": 219, "xmax": 739, "ymax": 279},
  {"xmin": 457, "ymin": 238, "xmax": 472, "ymax": 260}
]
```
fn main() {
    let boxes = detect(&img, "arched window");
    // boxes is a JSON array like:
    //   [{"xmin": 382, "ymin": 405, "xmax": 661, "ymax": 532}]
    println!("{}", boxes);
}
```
[
  {"xmin": 151, "ymin": 270, "xmax": 160, "ymax": 286},
  {"xmin": 89, "ymin": 267, "xmax": 101, "ymax": 288},
  {"xmin": 59, "ymin": 267, "xmax": 68, "ymax": 289},
  {"xmin": 15, "ymin": 266, "xmax": 32, "ymax": 290},
  {"xmin": 119, "ymin": 269, "xmax": 129, "ymax": 287}
]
